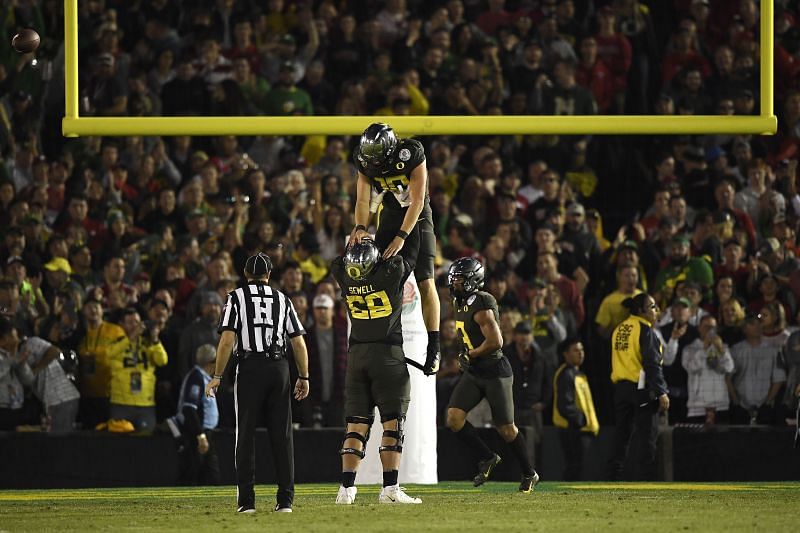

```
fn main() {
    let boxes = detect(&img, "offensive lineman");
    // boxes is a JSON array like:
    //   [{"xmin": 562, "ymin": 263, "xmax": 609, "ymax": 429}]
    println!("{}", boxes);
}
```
[
  {"xmin": 349, "ymin": 123, "xmax": 440, "ymax": 376},
  {"xmin": 330, "ymin": 238, "xmax": 422, "ymax": 505},
  {"xmin": 445, "ymin": 257, "xmax": 540, "ymax": 492}
]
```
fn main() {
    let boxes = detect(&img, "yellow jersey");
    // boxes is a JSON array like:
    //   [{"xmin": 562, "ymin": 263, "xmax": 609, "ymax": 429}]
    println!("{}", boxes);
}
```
[{"xmin": 108, "ymin": 335, "xmax": 168, "ymax": 407}]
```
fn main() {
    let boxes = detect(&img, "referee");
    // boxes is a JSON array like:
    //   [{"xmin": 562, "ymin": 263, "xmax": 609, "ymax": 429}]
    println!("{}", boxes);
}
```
[{"xmin": 205, "ymin": 252, "xmax": 310, "ymax": 514}]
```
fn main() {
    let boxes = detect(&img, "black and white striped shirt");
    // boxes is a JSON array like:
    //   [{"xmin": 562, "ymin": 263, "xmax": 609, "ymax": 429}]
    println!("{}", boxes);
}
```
[{"xmin": 218, "ymin": 281, "xmax": 305, "ymax": 353}]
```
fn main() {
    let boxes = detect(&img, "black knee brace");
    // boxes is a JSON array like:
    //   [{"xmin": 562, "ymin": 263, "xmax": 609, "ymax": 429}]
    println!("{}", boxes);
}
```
[
  {"xmin": 340, "ymin": 415, "xmax": 374, "ymax": 459},
  {"xmin": 378, "ymin": 414, "xmax": 405, "ymax": 454}
]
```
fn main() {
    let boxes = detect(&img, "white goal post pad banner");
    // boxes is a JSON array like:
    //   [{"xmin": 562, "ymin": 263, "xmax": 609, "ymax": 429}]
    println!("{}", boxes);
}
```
[{"xmin": 356, "ymin": 272, "xmax": 438, "ymax": 485}]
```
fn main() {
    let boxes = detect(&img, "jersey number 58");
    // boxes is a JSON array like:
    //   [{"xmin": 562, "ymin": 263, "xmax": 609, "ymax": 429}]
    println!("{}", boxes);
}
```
[{"xmin": 346, "ymin": 291, "xmax": 393, "ymax": 319}]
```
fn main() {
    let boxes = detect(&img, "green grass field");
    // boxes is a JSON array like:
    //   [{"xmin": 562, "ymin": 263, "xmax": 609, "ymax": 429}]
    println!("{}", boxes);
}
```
[{"xmin": 1, "ymin": 482, "xmax": 798, "ymax": 532}]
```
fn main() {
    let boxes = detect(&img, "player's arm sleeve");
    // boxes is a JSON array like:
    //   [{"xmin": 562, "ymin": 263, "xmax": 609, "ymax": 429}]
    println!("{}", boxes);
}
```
[
  {"xmin": 556, "ymin": 369, "xmax": 586, "ymax": 429},
  {"xmin": 640, "ymin": 325, "xmax": 669, "ymax": 396},
  {"xmin": 394, "ymin": 256, "xmax": 413, "ymax": 284},
  {"xmin": 218, "ymin": 293, "xmax": 239, "ymax": 333}
]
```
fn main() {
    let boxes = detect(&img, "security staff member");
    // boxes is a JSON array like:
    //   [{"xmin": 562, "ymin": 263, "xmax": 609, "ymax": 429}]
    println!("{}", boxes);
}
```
[
  {"xmin": 553, "ymin": 338, "xmax": 599, "ymax": 481},
  {"xmin": 329, "ymin": 238, "xmax": 422, "ymax": 505},
  {"xmin": 205, "ymin": 252, "xmax": 310, "ymax": 514},
  {"xmin": 607, "ymin": 293, "xmax": 669, "ymax": 481}
]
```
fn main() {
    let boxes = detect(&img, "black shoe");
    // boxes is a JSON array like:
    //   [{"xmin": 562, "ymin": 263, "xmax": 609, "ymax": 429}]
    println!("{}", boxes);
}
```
[
  {"xmin": 237, "ymin": 505, "xmax": 255, "ymax": 514},
  {"xmin": 519, "ymin": 471, "xmax": 540, "ymax": 493},
  {"xmin": 473, "ymin": 453, "xmax": 502, "ymax": 487},
  {"xmin": 274, "ymin": 504, "xmax": 293, "ymax": 513}
]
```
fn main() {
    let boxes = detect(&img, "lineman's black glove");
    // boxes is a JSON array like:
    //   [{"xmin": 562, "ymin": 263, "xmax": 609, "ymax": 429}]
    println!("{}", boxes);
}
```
[{"xmin": 423, "ymin": 346, "xmax": 440, "ymax": 376}]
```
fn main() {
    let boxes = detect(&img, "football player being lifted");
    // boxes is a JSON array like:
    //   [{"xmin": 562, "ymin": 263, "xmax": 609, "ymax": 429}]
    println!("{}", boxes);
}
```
[
  {"xmin": 349, "ymin": 123, "xmax": 440, "ymax": 376},
  {"xmin": 330, "ymin": 238, "xmax": 422, "ymax": 505},
  {"xmin": 445, "ymin": 257, "xmax": 540, "ymax": 493}
]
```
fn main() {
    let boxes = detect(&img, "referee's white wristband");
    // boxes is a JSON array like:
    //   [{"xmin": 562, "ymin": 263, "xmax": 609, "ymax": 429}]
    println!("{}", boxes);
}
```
[{"xmin": 213, "ymin": 374, "xmax": 223, "ymax": 380}]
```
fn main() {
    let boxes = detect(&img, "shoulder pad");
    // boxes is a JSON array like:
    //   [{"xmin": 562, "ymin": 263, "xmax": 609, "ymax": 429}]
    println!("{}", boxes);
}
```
[
  {"xmin": 396, "ymin": 139, "xmax": 425, "ymax": 167},
  {"xmin": 477, "ymin": 291, "xmax": 498, "ymax": 310}
]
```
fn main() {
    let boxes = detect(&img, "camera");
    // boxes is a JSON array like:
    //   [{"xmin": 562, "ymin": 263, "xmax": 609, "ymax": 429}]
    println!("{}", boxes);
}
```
[{"xmin": 268, "ymin": 343, "xmax": 285, "ymax": 361}]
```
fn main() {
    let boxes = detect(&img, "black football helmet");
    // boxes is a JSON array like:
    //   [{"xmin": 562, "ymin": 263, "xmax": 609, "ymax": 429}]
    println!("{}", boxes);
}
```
[
  {"xmin": 344, "ymin": 238, "xmax": 380, "ymax": 281},
  {"xmin": 448, "ymin": 257, "xmax": 485, "ymax": 301},
  {"xmin": 357, "ymin": 123, "xmax": 398, "ymax": 171}
]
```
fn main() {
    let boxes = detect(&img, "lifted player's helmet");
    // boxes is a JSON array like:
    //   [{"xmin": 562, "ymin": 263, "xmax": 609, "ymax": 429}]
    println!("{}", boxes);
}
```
[
  {"xmin": 344, "ymin": 238, "xmax": 380, "ymax": 280},
  {"xmin": 448, "ymin": 257, "xmax": 485, "ymax": 300},
  {"xmin": 357, "ymin": 123, "xmax": 398, "ymax": 170}
]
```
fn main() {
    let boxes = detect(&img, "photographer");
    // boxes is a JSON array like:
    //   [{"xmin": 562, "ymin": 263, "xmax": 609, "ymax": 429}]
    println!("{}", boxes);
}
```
[
  {"xmin": 682, "ymin": 316, "xmax": 734, "ymax": 425},
  {"xmin": 108, "ymin": 308, "xmax": 168, "ymax": 432}
]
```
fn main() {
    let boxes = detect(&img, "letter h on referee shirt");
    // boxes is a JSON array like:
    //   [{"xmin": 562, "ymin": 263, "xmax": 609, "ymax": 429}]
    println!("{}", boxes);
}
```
[{"xmin": 252, "ymin": 296, "xmax": 271, "ymax": 325}]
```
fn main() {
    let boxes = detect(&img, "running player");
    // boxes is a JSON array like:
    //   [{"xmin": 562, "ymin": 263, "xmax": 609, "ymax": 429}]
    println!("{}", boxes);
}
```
[{"xmin": 445, "ymin": 257, "xmax": 540, "ymax": 492}]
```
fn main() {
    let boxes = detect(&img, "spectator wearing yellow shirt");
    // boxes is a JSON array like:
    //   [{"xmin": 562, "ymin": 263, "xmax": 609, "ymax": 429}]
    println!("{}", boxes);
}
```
[
  {"xmin": 108, "ymin": 308, "xmax": 168, "ymax": 432},
  {"xmin": 77, "ymin": 297, "xmax": 126, "ymax": 429},
  {"xmin": 596, "ymin": 264, "xmax": 642, "ymax": 339}
]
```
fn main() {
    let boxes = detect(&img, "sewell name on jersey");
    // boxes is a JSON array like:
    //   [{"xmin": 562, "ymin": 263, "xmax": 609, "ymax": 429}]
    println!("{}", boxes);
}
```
[{"xmin": 349, "ymin": 285, "xmax": 376, "ymax": 295}]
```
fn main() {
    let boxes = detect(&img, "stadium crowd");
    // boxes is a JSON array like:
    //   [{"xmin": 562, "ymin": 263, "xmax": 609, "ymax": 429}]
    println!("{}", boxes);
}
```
[{"xmin": 1, "ymin": 0, "xmax": 799, "ymax": 444}]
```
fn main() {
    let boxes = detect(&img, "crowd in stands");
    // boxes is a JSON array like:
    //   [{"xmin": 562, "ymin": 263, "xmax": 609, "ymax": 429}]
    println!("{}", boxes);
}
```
[{"xmin": 1, "ymin": 0, "xmax": 799, "ymax": 435}]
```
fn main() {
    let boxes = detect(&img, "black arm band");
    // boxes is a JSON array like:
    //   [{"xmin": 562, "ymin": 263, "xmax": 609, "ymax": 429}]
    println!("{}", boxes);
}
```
[
  {"xmin": 396, "ymin": 230, "xmax": 409, "ymax": 240},
  {"xmin": 355, "ymin": 224, "xmax": 366, "ymax": 232},
  {"xmin": 298, "ymin": 376, "xmax": 310, "ymax": 381}
]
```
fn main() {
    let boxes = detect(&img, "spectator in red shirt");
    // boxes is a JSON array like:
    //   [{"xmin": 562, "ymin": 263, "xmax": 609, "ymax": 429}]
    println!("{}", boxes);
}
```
[
  {"xmin": 54, "ymin": 195, "xmax": 105, "ymax": 245},
  {"xmin": 476, "ymin": 0, "xmax": 513, "ymax": 36},
  {"xmin": 661, "ymin": 27, "xmax": 712, "ymax": 86},
  {"xmin": 712, "ymin": 177, "xmax": 757, "ymax": 250},
  {"xmin": 575, "ymin": 36, "xmax": 614, "ymax": 113},
  {"xmin": 594, "ymin": 6, "xmax": 632, "ymax": 111},
  {"xmin": 224, "ymin": 19, "xmax": 261, "ymax": 74},
  {"xmin": 536, "ymin": 251, "xmax": 585, "ymax": 329},
  {"xmin": 714, "ymin": 239, "xmax": 750, "ymax": 294},
  {"xmin": 640, "ymin": 186, "xmax": 673, "ymax": 237}
]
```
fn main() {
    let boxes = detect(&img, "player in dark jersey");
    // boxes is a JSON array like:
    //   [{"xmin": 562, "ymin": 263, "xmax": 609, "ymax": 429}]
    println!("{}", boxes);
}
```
[
  {"xmin": 349, "ymin": 122, "xmax": 440, "ymax": 377},
  {"xmin": 329, "ymin": 238, "xmax": 422, "ymax": 505},
  {"xmin": 445, "ymin": 257, "xmax": 540, "ymax": 493}
]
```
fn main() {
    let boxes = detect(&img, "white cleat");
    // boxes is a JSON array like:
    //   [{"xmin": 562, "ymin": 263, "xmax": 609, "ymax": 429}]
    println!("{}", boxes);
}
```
[
  {"xmin": 336, "ymin": 485, "xmax": 357, "ymax": 504},
  {"xmin": 378, "ymin": 485, "xmax": 422, "ymax": 504}
]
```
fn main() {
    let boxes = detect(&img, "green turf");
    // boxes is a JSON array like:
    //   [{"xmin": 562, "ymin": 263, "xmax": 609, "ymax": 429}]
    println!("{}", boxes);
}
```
[{"xmin": 1, "ymin": 482, "xmax": 798, "ymax": 532}]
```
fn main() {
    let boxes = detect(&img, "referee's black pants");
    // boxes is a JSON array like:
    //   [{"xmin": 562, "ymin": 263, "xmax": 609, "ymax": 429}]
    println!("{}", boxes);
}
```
[
  {"xmin": 235, "ymin": 357, "xmax": 294, "ymax": 508},
  {"xmin": 607, "ymin": 380, "xmax": 659, "ymax": 481}
]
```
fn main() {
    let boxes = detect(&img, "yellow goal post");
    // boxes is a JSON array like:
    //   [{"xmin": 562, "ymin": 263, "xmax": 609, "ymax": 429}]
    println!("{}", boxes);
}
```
[{"xmin": 62, "ymin": 0, "xmax": 777, "ymax": 137}]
